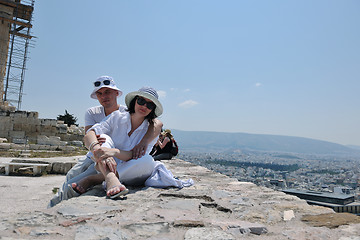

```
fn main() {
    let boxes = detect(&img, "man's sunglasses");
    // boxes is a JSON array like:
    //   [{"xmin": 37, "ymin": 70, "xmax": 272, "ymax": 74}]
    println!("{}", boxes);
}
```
[
  {"xmin": 94, "ymin": 80, "xmax": 111, "ymax": 87},
  {"xmin": 136, "ymin": 97, "xmax": 156, "ymax": 110}
]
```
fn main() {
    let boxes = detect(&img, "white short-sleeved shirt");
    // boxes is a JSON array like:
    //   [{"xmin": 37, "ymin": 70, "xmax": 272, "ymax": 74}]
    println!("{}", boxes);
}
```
[
  {"xmin": 89, "ymin": 111, "xmax": 156, "ymax": 154},
  {"xmin": 85, "ymin": 105, "xmax": 127, "ymax": 127}
]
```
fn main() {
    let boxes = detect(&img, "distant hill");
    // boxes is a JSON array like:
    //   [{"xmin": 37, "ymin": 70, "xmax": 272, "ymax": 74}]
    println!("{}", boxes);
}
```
[
  {"xmin": 171, "ymin": 129, "xmax": 360, "ymax": 155},
  {"xmin": 346, "ymin": 145, "xmax": 360, "ymax": 151}
]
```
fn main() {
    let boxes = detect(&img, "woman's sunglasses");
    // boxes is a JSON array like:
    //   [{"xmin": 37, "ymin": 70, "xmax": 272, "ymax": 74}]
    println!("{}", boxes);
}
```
[
  {"xmin": 136, "ymin": 97, "xmax": 156, "ymax": 110},
  {"xmin": 94, "ymin": 79, "xmax": 111, "ymax": 87}
]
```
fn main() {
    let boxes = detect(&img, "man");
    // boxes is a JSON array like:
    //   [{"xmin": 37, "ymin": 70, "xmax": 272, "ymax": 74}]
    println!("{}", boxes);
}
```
[{"xmin": 48, "ymin": 76, "xmax": 162, "ymax": 207}]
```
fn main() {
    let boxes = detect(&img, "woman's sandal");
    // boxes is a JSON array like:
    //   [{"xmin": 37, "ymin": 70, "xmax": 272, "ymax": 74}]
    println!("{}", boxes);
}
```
[{"xmin": 107, "ymin": 185, "xmax": 129, "ymax": 199}]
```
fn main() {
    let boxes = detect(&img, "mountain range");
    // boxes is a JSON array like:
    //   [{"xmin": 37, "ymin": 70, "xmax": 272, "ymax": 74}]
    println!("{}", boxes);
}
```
[{"xmin": 171, "ymin": 129, "xmax": 360, "ymax": 155}]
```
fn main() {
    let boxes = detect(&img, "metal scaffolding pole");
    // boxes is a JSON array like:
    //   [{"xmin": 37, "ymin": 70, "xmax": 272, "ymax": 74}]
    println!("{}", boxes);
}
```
[{"xmin": 1, "ymin": 0, "xmax": 35, "ymax": 110}]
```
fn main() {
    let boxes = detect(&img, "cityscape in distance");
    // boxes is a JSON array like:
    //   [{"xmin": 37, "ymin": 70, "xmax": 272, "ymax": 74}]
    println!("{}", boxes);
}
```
[{"xmin": 172, "ymin": 129, "xmax": 360, "ymax": 201}]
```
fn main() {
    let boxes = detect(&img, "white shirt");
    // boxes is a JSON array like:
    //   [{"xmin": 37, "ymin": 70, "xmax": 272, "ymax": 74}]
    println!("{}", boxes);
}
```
[
  {"xmin": 85, "ymin": 105, "xmax": 126, "ymax": 127},
  {"xmin": 89, "ymin": 111, "xmax": 156, "ymax": 154}
]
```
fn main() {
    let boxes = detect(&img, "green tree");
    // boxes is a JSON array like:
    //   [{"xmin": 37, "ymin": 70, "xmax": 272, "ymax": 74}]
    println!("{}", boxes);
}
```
[{"xmin": 57, "ymin": 110, "xmax": 78, "ymax": 127}]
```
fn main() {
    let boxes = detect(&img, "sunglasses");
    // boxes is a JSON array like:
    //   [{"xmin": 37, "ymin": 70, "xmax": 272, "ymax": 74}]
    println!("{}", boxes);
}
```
[
  {"xmin": 136, "ymin": 97, "xmax": 156, "ymax": 110},
  {"xmin": 94, "ymin": 79, "xmax": 111, "ymax": 87}
]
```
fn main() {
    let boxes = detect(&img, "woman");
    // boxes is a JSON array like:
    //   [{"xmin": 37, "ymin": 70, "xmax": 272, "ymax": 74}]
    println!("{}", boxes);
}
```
[
  {"xmin": 73, "ymin": 87, "xmax": 163, "ymax": 199},
  {"xmin": 152, "ymin": 129, "xmax": 175, "ymax": 161}
]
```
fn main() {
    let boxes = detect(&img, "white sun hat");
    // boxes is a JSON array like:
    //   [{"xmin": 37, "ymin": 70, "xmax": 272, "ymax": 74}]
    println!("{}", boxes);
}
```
[
  {"xmin": 90, "ymin": 76, "xmax": 122, "ymax": 99},
  {"xmin": 125, "ymin": 87, "xmax": 163, "ymax": 117}
]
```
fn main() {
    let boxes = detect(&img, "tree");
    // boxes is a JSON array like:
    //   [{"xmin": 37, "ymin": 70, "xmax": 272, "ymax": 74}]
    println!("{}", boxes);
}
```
[{"xmin": 57, "ymin": 110, "xmax": 78, "ymax": 127}]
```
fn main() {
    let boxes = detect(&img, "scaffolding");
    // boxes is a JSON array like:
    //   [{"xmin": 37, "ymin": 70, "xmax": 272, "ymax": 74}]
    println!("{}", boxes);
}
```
[{"xmin": 0, "ymin": 0, "xmax": 35, "ymax": 110}]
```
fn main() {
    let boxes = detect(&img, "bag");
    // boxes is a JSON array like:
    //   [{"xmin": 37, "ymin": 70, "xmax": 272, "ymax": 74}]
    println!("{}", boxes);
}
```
[{"xmin": 170, "ymin": 138, "xmax": 178, "ymax": 156}]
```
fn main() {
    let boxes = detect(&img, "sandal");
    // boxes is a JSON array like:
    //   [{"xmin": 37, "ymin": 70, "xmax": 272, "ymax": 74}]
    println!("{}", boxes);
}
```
[
  {"xmin": 71, "ymin": 182, "xmax": 87, "ymax": 195},
  {"xmin": 107, "ymin": 185, "xmax": 129, "ymax": 199},
  {"xmin": 104, "ymin": 171, "xmax": 128, "ymax": 199}
]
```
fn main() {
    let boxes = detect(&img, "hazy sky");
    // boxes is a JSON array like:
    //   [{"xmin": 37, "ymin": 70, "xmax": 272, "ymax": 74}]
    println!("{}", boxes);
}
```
[{"xmin": 21, "ymin": 0, "xmax": 360, "ymax": 146}]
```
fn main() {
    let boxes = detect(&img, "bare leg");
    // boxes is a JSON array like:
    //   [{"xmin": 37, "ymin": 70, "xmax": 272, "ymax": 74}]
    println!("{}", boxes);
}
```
[
  {"xmin": 96, "ymin": 158, "xmax": 128, "ymax": 198},
  {"xmin": 71, "ymin": 173, "xmax": 104, "ymax": 194}
]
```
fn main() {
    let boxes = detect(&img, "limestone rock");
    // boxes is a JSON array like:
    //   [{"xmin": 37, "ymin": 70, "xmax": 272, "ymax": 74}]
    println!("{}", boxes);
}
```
[
  {"xmin": 0, "ymin": 142, "xmax": 10, "ymax": 150},
  {"xmin": 1, "ymin": 158, "xmax": 360, "ymax": 239},
  {"xmin": 283, "ymin": 210, "xmax": 295, "ymax": 221},
  {"xmin": 185, "ymin": 227, "xmax": 235, "ymax": 240}
]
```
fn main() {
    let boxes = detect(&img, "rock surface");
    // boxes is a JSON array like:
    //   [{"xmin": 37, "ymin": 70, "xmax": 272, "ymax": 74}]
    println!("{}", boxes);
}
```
[{"xmin": 1, "ymin": 157, "xmax": 360, "ymax": 239}]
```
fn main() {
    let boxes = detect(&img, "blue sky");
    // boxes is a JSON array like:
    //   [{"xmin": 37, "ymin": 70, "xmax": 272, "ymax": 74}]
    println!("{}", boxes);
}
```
[{"xmin": 21, "ymin": 0, "xmax": 360, "ymax": 146}]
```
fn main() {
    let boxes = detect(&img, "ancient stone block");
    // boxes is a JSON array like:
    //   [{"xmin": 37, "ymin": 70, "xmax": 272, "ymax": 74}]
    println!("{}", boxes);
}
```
[
  {"xmin": 70, "ymin": 141, "xmax": 83, "ymax": 147},
  {"xmin": 12, "ymin": 123, "xmax": 24, "ymax": 131},
  {"xmin": 12, "ymin": 111, "xmax": 28, "ymax": 119},
  {"xmin": 49, "ymin": 136, "xmax": 61, "ymax": 141},
  {"xmin": 0, "ymin": 117, "xmax": 11, "ymax": 129},
  {"xmin": 12, "ymin": 138, "xmax": 27, "ymax": 144},
  {"xmin": 12, "ymin": 116, "xmax": 28, "ymax": 124},
  {"xmin": 0, "ymin": 130, "xmax": 9, "ymax": 138},
  {"xmin": 29, "ymin": 144, "xmax": 39, "ymax": 150},
  {"xmin": 28, "ymin": 111, "xmax": 39, "ymax": 118},
  {"xmin": 40, "ymin": 119, "xmax": 57, "ymax": 126},
  {"xmin": 0, "ymin": 122, "xmax": 12, "ymax": 131},
  {"xmin": 51, "ymin": 162, "xmax": 76, "ymax": 174},
  {"xmin": 57, "ymin": 124, "xmax": 68, "ymax": 134},
  {"xmin": 37, "ymin": 135, "xmax": 64, "ymax": 146},
  {"xmin": 40, "ymin": 125, "xmax": 54, "ymax": 132},
  {"xmin": 59, "ymin": 146, "xmax": 75, "ymax": 151},
  {"xmin": 25, "ymin": 131, "xmax": 37, "ymax": 138},
  {"xmin": 37, "ymin": 144, "xmax": 51, "ymax": 150},
  {"xmin": 50, "ymin": 146, "xmax": 60, "ymax": 151},
  {"xmin": 9, "ymin": 131, "xmax": 25, "ymax": 139},
  {"xmin": 0, "ymin": 143, "xmax": 10, "ymax": 150},
  {"xmin": 9, "ymin": 143, "xmax": 26, "ymax": 150},
  {"xmin": 1, "ymin": 109, "xmax": 83, "ymax": 148},
  {"xmin": 0, "ymin": 111, "xmax": 9, "ymax": 116}
]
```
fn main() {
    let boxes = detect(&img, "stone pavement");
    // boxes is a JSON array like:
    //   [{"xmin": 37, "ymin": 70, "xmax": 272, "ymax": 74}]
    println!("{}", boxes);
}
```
[{"xmin": 1, "ymin": 157, "xmax": 360, "ymax": 239}]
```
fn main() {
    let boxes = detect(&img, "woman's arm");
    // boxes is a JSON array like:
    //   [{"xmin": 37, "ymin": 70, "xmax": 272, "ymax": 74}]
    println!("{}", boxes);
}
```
[
  {"xmin": 158, "ymin": 136, "xmax": 170, "ymax": 149},
  {"xmin": 84, "ymin": 130, "xmax": 133, "ymax": 162},
  {"xmin": 132, "ymin": 119, "xmax": 163, "ymax": 158}
]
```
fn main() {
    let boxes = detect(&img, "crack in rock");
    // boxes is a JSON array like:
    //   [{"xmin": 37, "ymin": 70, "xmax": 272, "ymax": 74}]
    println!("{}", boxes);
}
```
[
  {"xmin": 158, "ymin": 193, "xmax": 214, "ymax": 202},
  {"xmin": 200, "ymin": 202, "xmax": 232, "ymax": 213}
]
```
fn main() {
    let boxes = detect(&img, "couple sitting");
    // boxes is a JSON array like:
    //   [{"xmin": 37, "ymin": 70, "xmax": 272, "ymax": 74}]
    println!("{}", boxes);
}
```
[
  {"xmin": 73, "ymin": 86, "xmax": 162, "ymax": 199},
  {"xmin": 49, "ymin": 77, "xmax": 193, "ymax": 208},
  {"xmin": 49, "ymin": 78, "xmax": 182, "ymax": 207}
]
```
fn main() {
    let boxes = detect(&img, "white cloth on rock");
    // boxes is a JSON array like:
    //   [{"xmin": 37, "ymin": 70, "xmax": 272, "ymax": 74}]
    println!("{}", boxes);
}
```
[{"xmin": 145, "ymin": 161, "xmax": 194, "ymax": 188}]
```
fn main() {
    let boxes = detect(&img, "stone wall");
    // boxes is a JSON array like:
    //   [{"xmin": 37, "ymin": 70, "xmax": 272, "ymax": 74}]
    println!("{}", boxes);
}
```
[{"xmin": 0, "ymin": 109, "xmax": 84, "ymax": 147}]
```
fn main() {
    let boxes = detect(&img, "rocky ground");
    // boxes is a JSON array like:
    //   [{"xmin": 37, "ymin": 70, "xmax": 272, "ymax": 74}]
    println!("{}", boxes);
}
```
[{"xmin": 0, "ymin": 157, "xmax": 360, "ymax": 239}]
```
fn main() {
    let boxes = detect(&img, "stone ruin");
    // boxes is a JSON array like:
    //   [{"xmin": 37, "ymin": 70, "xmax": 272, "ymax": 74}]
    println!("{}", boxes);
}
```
[
  {"xmin": 0, "ymin": 1, "xmax": 85, "ymax": 152},
  {"xmin": 0, "ymin": 105, "xmax": 85, "ymax": 152}
]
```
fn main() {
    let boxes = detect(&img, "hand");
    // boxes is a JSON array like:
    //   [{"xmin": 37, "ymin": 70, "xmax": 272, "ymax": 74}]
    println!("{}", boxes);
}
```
[
  {"xmin": 102, "ymin": 157, "xmax": 117, "ymax": 173},
  {"xmin": 96, "ymin": 134, "xmax": 106, "ymax": 145},
  {"xmin": 93, "ymin": 147, "xmax": 117, "ymax": 162},
  {"xmin": 132, "ymin": 142, "xmax": 148, "ymax": 159}
]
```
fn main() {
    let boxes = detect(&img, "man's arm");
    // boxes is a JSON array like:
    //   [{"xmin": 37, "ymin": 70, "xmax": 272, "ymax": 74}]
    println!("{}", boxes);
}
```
[
  {"xmin": 132, "ymin": 119, "xmax": 163, "ymax": 159},
  {"xmin": 85, "ymin": 125, "xmax": 92, "ymax": 133}
]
